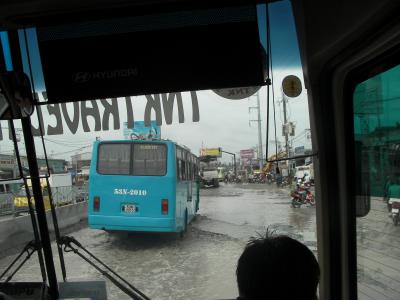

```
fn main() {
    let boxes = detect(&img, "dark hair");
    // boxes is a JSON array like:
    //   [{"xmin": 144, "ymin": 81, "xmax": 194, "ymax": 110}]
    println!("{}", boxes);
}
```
[{"xmin": 236, "ymin": 232, "xmax": 320, "ymax": 300}]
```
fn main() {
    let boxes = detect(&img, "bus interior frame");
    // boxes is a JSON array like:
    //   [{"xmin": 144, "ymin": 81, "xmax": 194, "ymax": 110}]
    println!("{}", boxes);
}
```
[{"xmin": 0, "ymin": 0, "xmax": 399, "ymax": 299}]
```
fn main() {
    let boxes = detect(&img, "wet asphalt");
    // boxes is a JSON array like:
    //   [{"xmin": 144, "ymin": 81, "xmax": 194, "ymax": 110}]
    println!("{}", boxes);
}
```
[{"xmin": 0, "ymin": 183, "xmax": 317, "ymax": 300}]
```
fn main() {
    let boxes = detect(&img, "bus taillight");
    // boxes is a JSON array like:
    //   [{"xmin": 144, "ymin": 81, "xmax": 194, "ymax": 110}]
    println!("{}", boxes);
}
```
[
  {"xmin": 161, "ymin": 199, "xmax": 168, "ymax": 215},
  {"xmin": 94, "ymin": 196, "xmax": 100, "ymax": 212}
]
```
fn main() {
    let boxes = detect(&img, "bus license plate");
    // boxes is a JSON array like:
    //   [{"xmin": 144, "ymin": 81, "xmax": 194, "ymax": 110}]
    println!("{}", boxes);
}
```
[{"xmin": 123, "ymin": 204, "xmax": 136, "ymax": 213}]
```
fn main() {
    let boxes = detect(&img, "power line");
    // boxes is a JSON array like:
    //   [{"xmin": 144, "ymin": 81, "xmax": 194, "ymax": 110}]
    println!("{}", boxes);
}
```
[
  {"xmin": 51, "ymin": 145, "xmax": 92, "ymax": 156},
  {"xmin": 42, "ymin": 137, "xmax": 91, "ymax": 147}
]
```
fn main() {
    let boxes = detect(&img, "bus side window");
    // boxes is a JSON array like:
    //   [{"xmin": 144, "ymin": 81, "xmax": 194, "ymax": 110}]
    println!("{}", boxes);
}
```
[
  {"xmin": 0, "ymin": 185, "xmax": 4, "ymax": 193},
  {"xmin": 181, "ymin": 160, "xmax": 186, "ymax": 181},
  {"xmin": 178, "ymin": 159, "xmax": 183, "ymax": 180},
  {"xmin": 5, "ymin": 184, "xmax": 10, "ymax": 192},
  {"xmin": 176, "ymin": 159, "xmax": 179, "ymax": 181}
]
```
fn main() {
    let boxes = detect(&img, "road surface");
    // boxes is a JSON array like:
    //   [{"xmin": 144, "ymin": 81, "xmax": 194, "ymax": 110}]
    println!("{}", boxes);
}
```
[{"xmin": 1, "ymin": 183, "xmax": 398, "ymax": 299}]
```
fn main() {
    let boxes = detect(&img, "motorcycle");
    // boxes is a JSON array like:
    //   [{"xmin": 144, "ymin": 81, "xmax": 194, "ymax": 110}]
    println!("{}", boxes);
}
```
[
  {"xmin": 266, "ymin": 173, "xmax": 273, "ymax": 184},
  {"xmin": 303, "ymin": 180, "xmax": 312, "ymax": 188},
  {"xmin": 291, "ymin": 185, "xmax": 315, "ymax": 208},
  {"xmin": 257, "ymin": 173, "xmax": 266, "ymax": 184},
  {"xmin": 388, "ymin": 198, "xmax": 400, "ymax": 226}
]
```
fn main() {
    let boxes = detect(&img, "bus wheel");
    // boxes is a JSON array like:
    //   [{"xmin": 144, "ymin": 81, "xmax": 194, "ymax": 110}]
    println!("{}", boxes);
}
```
[{"xmin": 180, "ymin": 211, "xmax": 188, "ymax": 238}]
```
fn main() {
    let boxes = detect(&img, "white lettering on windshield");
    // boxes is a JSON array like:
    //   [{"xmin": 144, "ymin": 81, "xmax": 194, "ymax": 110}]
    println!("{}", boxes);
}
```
[{"xmin": 0, "ymin": 92, "xmax": 200, "ymax": 139}]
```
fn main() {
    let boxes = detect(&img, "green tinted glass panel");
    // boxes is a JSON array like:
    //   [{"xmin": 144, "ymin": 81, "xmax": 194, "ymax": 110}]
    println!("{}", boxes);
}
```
[
  {"xmin": 354, "ymin": 64, "xmax": 400, "ymax": 197},
  {"xmin": 354, "ymin": 64, "xmax": 400, "ymax": 300}
]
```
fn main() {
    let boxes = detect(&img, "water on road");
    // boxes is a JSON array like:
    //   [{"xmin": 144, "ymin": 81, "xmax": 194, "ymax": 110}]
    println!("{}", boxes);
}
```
[{"xmin": 0, "ymin": 183, "xmax": 316, "ymax": 299}]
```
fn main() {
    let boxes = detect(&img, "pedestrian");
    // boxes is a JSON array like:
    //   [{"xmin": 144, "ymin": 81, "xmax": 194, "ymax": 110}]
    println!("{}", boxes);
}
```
[{"xmin": 236, "ymin": 232, "xmax": 320, "ymax": 300}]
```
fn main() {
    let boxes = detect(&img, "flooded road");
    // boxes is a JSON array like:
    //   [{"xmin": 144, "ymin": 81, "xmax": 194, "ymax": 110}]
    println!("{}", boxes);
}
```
[{"xmin": 0, "ymin": 183, "xmax": 316, "ymax": 299}]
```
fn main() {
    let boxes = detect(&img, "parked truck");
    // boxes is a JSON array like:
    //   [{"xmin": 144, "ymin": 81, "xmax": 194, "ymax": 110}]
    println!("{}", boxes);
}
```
[
  {"xmin": 200, "ymin": 156, "xmax": 220, "ymax": 187},
  {"xmin": 14, "ymin": 173, "xmax": 74, "ymax": 213}
]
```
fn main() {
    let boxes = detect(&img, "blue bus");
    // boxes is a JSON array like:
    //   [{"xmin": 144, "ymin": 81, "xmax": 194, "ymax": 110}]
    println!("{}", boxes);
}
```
[{"xmin": 88, "ymin": 140, "xmax": 200, "ymax": 234}]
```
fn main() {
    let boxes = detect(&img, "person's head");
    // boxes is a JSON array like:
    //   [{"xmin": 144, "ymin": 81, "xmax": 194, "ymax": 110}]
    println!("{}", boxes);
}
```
[{"xmin": 236, "ymin": 232, "xmax": 320, "ymax": 300}]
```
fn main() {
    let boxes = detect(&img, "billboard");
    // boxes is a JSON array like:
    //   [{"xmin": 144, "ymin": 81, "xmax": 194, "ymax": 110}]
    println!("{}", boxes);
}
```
[
  {"xmin": 123, "ymin": 121, "xmax": 161, "ymax": 140},
  {"xmin": 240, "ymin": 149, "xmax": 255, "ymax": 159},
  {"xmin": 200, "ymin": 148, "xmax": 222, "ymax": 157}
]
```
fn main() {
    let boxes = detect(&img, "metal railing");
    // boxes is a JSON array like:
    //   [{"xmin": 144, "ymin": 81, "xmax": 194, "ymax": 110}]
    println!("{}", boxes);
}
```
[
  {"xmin": 0, "ymin": 193, "xmax": 15, "ymax": 216},
  {"xmin": 0, "ymin": 185, "xmax": 88, "ymax": 217}
]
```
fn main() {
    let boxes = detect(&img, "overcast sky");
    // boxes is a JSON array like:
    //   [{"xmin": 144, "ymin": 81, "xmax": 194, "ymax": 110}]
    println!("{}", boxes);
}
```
[{"xmin": 0, "ymin": 0, "xmax": 311, "ymax": 163}]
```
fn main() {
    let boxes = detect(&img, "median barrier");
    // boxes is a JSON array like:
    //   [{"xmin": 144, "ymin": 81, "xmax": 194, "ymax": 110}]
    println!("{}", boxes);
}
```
[{"xmin": 0, "ymin": 201, "xmax": 87, "ymax": 256}]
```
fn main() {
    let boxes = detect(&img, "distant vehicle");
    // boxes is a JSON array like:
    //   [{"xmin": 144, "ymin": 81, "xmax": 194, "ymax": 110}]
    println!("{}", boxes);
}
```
[
  {"xmin": 200, "ymin": 156, "xmax": 219, "ymax": 187},
  {"xmin": 0, "ymin": 179, "xmax": 23, "ymax": 194},
  {"xmin": 295, "ymin": 165, "xmax": 314, "ymax": 183},
  {"xmin": 0, "ymin": 179, "xmax": 23, "ymax": 216},
  {"xmin": 14, "ymin": 173, "xmax": 74, "ymax": 213},
  {"xmin": 217, "ymin": 167, "xmax": 226, "ymax": 182},
  {"xmin": 76, "ymin": 166, "xmax": 90, "ymax": 186},
  {"xmin": 236, "ymin": 170, "xmax": 248, "ymax": 183},
  {"xmin": 46, "ymin": 173, "xmax": 74, "ymax": 206},
  {"xmin": 252, "ymin": 171, "xmax": 266, "ymax": 184},
  {"xmin": 88, "ymin": 140, "xmax": 200, "ymax": 234},
  {"xmin": 389, "ymin": 198, "xmax": 400, "ymax": 226},
  {"xmin": 291, "ymin": 184, "xmax": 315, "ymax": 208},
  {"xmin": 262, "ymin": 151, "xmax": 287, "ymax": 173}
]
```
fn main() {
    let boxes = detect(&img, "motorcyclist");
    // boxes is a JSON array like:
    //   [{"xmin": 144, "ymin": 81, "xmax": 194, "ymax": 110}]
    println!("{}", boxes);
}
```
[
  {"xmin": 388, "ymin": 178, "xmax": 400, "ymax": 212},
  {"xmin": 383, "ymin": 176, "xmax": 392, "ymax": 203},
  {"xmin": 224, "ymin": 173, "xmax": 229, "ymax": 183}
]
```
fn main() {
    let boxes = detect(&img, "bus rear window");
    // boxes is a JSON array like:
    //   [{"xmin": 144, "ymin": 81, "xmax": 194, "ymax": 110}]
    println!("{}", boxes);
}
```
[
  {"xmin": 97, "ymin": 143, "xmax": 166, "ymax": 176},
  {"xmin": 132, "ymin": 144, "xmax": 166, "ymax": 176},
  {"xmin": 97, "ymin": 144, "xmax": 131, "ymax": 175}
]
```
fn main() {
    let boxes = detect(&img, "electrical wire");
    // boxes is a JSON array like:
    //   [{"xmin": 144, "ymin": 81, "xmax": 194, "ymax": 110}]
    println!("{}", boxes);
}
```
[
  {"xmin": 42, "ymin": 138, "xmax": 90, "ymax": 148},
  {"xmin": 42, "ymin": 137, "xmax": 91, "ymax": 145},
  {"xmin": 51, "ymin": 145, "xmax": 92, "ymax": 156}
]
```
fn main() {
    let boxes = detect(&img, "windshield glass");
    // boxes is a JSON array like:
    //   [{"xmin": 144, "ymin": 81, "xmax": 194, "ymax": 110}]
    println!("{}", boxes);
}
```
[{"xmin": 0, "ymin": 1, "xmax": 316, "ymax": 299}]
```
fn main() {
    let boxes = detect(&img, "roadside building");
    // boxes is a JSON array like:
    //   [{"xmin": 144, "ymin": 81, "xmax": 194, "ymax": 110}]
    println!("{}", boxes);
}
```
[
  {"xmin": 71, "ymin": 152, "xmax": 92, "ymax": 170},
  {"xmin": 0, "ymin": 154, "xmax": 67, "ymax": 178},
  {"xmin": 0, "ymin": 154, "xmax": 15, "ymax": 178},
  {"xmin": 363, "ymin": 125, "xmax": 400, "ymax": 196}
]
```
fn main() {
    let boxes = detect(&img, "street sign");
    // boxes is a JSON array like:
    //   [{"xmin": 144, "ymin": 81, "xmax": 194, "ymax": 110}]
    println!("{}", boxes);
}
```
[
  {"xmin": 282, "ymin": 75, "xmax": 302, "ymax": 98},
  {"xmin": 240, "ymin": 149, "xmax": 255, "ymax": 159},
  {"xmin": 212, "ymin": 86, "xmax": 261, "ymax": 100},
  {"xmin": 200, "ymin": 148, "xmax": 222, "ymax": 157}
]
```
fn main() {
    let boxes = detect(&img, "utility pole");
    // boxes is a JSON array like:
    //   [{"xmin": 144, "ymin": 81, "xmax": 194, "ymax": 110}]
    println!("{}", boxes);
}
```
[
  {"xmin": 282, "ymin": 92, "xmax": 290, "ymax": 176},
  {"xmin": 281, "ymin": 75, "xmax": 302, "ymax": 178},
  {"xmin": 249, "ymin": 91, "xmax": 263, "ymax": 170}
]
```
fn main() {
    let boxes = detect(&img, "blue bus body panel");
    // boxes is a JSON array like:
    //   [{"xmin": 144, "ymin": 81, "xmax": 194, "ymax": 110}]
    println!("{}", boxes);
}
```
[{"xmin": 88, "ymin": 140, "xmax": 185, "ymax": 232}]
